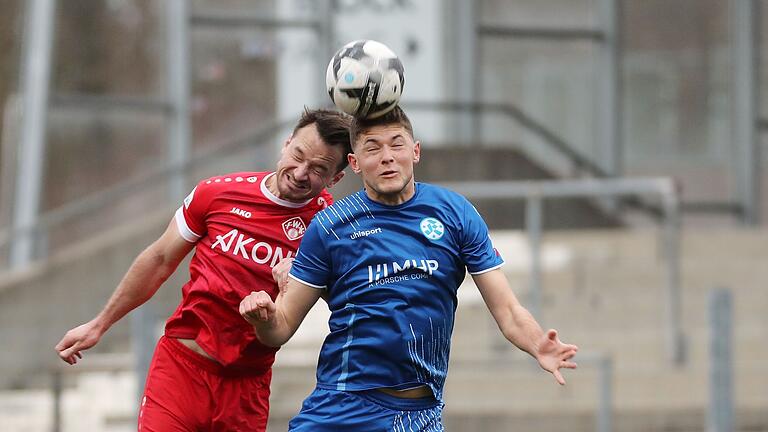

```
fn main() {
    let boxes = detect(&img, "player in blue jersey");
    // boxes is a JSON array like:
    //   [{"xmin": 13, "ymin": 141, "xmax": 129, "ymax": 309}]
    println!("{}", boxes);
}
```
[{"xmin": 240, "ymin": 106, "xmax": 578, "ymax": 431}]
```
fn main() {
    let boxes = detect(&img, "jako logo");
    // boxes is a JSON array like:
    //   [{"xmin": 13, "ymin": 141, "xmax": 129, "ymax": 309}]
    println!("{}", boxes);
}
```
[
  {"xmin": 282, "ymin": 217, "xmax": 306, "ymax": 241},
  {"xmin": 368, "ymin": 259, "xmax": 439, "ymax": 283},
  {"xmin": 230, "ymin": 207, "xmax": 252, "ymax": 218},
  {"xmin": 211, "ymin": 229, "xmax": 292, "ymax": 267}
]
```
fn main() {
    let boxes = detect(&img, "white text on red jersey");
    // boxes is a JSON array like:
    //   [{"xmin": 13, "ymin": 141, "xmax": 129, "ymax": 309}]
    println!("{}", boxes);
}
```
[{"xmin": 211, "ymin": 229, "xmax": 293, "ymax": 267}]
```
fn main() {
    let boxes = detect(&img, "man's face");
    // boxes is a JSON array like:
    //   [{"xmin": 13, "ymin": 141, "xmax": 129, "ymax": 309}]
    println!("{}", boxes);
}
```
[
  {"xmin": 348, "ymin": 124, "xmax": 420, "ymax": 202},
  {"xmin": 274, "ymin": 124, "xmax": 345, "ymax": 202}
]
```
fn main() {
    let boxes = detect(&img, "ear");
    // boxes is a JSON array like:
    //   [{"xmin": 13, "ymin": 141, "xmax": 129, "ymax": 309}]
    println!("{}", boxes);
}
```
[
  {"xmin": 281, "ymin": 134, "xmax": 293, "ymax": 153},
  {"xmin": 413, "ymin": 140, "xmax": 421, "ymax": 164},
  {"xmin": 348, "ymin": 152, "xmax": 361, "ymax": 174},
  {"xmin": 326, "ymin": 170, "xmax": 345, "ymax": 189}
]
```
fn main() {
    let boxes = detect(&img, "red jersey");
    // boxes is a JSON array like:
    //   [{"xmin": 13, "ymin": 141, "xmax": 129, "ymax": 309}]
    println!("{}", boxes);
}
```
[{"xmin": 166, "ymin": 171, "xmax": 332, "ymax": 371}]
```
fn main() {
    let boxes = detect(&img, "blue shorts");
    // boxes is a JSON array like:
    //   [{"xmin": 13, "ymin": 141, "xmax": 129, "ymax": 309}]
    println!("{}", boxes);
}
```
[{"xmin": 288, "ymin": 387, "xmax": 445, "ymax": 432}]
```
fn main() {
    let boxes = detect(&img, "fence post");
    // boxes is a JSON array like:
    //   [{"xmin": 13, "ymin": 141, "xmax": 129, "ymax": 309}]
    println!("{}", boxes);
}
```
[
  {"xmin": 662, "ymin": 183, "xmax": 686, "ymax": 365},
  {"xmin": 51, "ymin": 370, "xmax": 62, "ymax": 432},
  {"xmin": 525, "ymin": 194, "xmax": 543, "ymax": 321},
  {"xmin": 596, "ymin": 355, "xmax": 613, "ymax": 432},
  {"xmin": 707, "ymin": 288, "xmax": 733, "ymax": 432},
  {"xmin": 131, "ymin": 304, "xmax": 156, "ymax": 402}
]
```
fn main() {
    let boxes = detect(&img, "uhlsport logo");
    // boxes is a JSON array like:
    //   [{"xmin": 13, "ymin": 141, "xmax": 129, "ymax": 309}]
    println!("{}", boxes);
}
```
[
  {"xmin": 282, "ymin": 217, "xmax": 306, "ymax": 241},
  {"xmin": 420, "ymin": 217, "xmax": 444, "ymax": 241},
  {"xmin": 350, "ymin": 227, "xmax": 382, "ymax": 240}
]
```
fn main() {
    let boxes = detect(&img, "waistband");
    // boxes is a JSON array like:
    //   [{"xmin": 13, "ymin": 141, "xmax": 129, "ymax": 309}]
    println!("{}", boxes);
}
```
[
  {"xmin": 353, "ymin": 389, "xmax": 440, "ymax": 411},
  {"xmin": 161, "ymin": 336, "xmax": 270, "ymax": 377}
]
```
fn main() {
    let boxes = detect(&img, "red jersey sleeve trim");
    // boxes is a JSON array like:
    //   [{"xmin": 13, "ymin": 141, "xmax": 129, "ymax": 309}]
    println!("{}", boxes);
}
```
[{"xmin": 175, "ymin": 207, "xmax": 201, "ymax": 243}]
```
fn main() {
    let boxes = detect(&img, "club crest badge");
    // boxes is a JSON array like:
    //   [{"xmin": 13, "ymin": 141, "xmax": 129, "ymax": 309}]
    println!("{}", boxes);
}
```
[
  {"xmin": 282, "ymin": 217, "xmax": 307, "ymax": 241},
  {"xmin": 420, "ymin": 217, "xmax": 445, "ymax": 241}
]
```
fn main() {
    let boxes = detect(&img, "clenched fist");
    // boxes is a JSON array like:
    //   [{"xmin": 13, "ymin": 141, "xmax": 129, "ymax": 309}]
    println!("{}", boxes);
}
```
[{"xmin": 240, "ymin": 291, "xmax": 277, "ymax": 326}]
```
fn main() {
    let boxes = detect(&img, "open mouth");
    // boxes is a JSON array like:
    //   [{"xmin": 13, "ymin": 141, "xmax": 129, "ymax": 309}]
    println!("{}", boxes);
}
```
[{"xmin": 380, "ymin": 170, "xmax": 398, "ymax": 178}]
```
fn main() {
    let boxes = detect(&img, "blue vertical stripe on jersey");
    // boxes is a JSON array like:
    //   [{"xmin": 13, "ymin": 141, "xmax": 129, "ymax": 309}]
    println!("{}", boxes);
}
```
[{"xmin": 337, "ymin": 304, "xmax": 357, "ymax": 391}]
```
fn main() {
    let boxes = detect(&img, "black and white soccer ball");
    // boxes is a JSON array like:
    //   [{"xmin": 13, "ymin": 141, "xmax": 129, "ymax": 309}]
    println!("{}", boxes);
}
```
[{"xmin": 326, "ymin": 39, "xmax": 404, "ymax": 119}]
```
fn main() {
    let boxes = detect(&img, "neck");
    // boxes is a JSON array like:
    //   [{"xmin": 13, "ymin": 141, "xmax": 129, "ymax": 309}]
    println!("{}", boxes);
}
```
[
  {"xmin": 265, "ymin": 172, "xmax": 282, "ymax": 199},
  {"xmin": 365, "ymin": 180, "xmax": 416, "ymax": 206}
]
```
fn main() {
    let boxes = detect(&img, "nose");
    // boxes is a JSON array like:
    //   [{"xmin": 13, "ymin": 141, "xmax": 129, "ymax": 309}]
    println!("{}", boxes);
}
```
[
  {"xmin": 379, "ymin": 146, "xmax": 395, "ymax": 163},
  {"xmin": 293, "ymin": 163, "xmax": 310, "ymax": 181}
]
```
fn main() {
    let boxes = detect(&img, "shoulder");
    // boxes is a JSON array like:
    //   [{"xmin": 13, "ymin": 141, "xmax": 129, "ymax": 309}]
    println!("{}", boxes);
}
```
[
  {"xmin": 194, "ymin": 171, "xmax": 266, "ymax": 195},
  {"xmin": 316, "ymin": 189, "xmax": 334, "ymax": 208},
  {"xmin": 311, "ymin": 192, "xmax": 363, "ymax": 224},
  {"xmin": 197, "ymin": 171, "xmax": 264, "ymax": 188},
  {"xmin": 417, "ymin": 183, "xmax": 471, "ymax": 207}
]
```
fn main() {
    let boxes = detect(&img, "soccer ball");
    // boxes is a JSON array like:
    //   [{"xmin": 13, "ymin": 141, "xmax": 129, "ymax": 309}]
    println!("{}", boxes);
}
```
[{"xmin": 326, "ymin": 39, "xmax": 404, "ymax": 119}]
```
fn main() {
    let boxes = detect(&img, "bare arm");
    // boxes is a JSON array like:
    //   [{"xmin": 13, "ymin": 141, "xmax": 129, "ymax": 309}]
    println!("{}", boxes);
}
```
[
  {"xmin": 240, "ymin": 276, "xmax": 322, "ymax": 347},
  {"xmin": 472, "ymin": 268, "xmax": 579, "ymax": 384},
  {"xmin": 55, "ymin": 218, "xmax": 195, "ymax": 364}
]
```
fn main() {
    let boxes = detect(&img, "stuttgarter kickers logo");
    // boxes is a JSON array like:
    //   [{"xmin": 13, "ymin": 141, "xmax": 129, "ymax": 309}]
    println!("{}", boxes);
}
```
[
  {"xmin": 282, "ymin": 217, "xmax": 306, "ymax": 241},
  {"xmin": 367, "ymin": 258, "xmax": 439, "ymax": 287},
  {"xmin": 420, "ymin": 217, "xmax": 445, "ymax": 241}
]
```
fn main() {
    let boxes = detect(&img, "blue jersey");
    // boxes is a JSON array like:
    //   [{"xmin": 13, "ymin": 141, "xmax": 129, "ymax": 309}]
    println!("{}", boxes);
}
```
[{"xmin": 290, "ymin": 183, "xmax": 504, "ymax": 400}]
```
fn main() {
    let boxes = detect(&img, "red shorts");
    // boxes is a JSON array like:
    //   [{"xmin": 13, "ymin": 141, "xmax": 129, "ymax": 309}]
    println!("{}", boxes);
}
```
[{"xmin": 138, "ymin": 336, "xmax": 271, "ymax": 432}]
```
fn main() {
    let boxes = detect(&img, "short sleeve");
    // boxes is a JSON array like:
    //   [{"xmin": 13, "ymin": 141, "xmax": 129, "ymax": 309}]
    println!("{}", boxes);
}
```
[
  {"xmin": 459, "ymin": 199, "xmax": 504, "ymax": 274},
  {"xmin": 289, "ymin": 217, "xmax": 332, "ymax": 289},
  {"xmin": 175, "ymin": 180, "xmax": 213, "ymax": 243}
]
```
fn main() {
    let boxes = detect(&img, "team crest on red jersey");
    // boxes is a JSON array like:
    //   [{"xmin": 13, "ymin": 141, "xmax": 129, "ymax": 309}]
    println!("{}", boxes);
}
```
[{"xmin": 282, "ymin": 217, "xmax": 306, "ymax": 241}]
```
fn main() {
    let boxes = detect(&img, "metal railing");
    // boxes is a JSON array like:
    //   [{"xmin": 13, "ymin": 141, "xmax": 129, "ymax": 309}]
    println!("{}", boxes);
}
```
[
  {"xmin": 404, "ymin": 100, "xmax": 665, "ymax": 220},
  {"xmin": 439, "ymin": 177, "xmax": 685, "ymax": 366},
  {"xmin": 0, "ymin": 117, "xmax": 296, "ymax": 272}
]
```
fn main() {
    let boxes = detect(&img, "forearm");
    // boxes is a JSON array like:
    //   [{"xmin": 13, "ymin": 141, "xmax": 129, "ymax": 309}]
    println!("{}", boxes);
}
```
[
  {"xmin": 498, "ymin": 303, "xmax": 545, "ymax": 357},
  {"xmin": 92, "ymin": 246, "xmax": 177, "ymax": 333},
  {"xmin": 251, "ymin": 311, "xmax": 294, "ymax": 347},
  {"xmin": 243, "ymin": 279, "xmax": 322, "ymax": 347},
  {"xmin": 474, "ymin": 269, "xmax": 546, "ymax": 358}
]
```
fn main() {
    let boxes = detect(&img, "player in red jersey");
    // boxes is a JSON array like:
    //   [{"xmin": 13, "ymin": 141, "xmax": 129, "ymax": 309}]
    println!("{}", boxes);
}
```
[{"xmin": 54, "ymin": 108, "xmax": 352, "ymax": 432}]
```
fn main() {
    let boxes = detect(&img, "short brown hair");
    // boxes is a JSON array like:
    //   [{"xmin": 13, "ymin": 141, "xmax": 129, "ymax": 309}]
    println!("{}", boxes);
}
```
[
  {"xmin": 292, "ymin": 108, "xmax": 353, "ymax": 171},
  {"xmin": 349, "ymin": 106, "xmax": 414, "ymax": 149}
]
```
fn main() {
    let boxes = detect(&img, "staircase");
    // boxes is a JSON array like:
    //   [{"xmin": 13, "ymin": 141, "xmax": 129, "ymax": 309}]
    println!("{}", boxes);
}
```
[
  {"xmin": 1, "ymin": 226, "xmax": 767, "ymax": 431},
  {"xmin": 333, "ymin": 146, "xmax": 624, "ymax": 229},
  {"xmin": 265, "ymin": 229, "xmax": 768, "ymax": 432}
]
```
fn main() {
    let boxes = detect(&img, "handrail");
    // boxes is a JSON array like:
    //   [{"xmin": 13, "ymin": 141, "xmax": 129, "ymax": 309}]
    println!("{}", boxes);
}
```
[
  {"xmin": 404, "ymin": 100, "xmax": 666, "ymax": 220},
  {"xmin": 438, "ymin": 177, "xmax": 685, "ymax": 366},
  {"xmin": 403, "ymin": 100, "xmax": 608, "ymax": 177},
  {"xmin": 0, "ymin": 117, "xmax": 297, "ymax": 257}
]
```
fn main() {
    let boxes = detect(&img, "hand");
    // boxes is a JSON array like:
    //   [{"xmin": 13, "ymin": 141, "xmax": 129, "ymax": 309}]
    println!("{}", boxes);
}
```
[
  {"xmin": 240, "ymin": 291, "xmax": 277, "ymax": 326},
  {"xmin": 271, "ymin": 257, "xmax": 294, "ymax": 293},
  {"xmin": 535, "ymin": 329, "xmax": 578, "ymax": 385},
  {"xmin": 55, "ymin": 321, "xmax": 104, "ymax": 365}
]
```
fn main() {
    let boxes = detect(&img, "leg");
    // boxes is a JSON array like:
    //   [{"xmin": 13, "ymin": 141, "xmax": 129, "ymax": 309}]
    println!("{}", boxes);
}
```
[
  {"xmin": 138, "ymin": 336, "xmax": 211, "ymax": 431},
  {"xmin": 210, "ymin": 370, "xmax": 271, "ymax": 432}
]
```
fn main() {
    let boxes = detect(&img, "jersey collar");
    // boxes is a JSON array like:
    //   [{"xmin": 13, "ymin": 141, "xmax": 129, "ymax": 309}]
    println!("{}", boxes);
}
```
[{"xmin": 261, "ymin": 172, "xmax": 313, "ymax": 208}]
